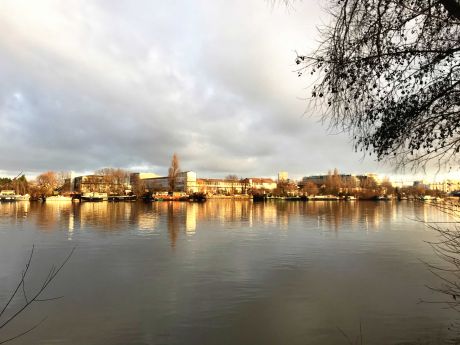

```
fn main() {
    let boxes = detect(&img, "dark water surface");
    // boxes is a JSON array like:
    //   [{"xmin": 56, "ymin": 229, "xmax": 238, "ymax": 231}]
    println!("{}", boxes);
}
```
[{"xmin": 0, "ymin": 200, "xmax": 457, "ymax": 345}]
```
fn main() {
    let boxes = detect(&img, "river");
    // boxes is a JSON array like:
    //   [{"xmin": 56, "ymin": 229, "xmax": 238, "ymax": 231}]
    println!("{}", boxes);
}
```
[{"xmin": 0, "ymin": 200, "xmax": 457, "ymax": 344}]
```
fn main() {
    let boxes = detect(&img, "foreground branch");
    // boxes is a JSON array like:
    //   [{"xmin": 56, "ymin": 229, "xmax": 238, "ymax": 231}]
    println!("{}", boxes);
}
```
[{"xmin": 0, "ymin": 246, "xmax": 75, "ymax": 344}]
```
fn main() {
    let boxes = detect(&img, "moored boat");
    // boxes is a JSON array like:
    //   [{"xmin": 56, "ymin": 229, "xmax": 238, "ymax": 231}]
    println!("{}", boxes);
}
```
[
  {"xmin": 0, "ymin": 190, "xmax": 17, "ymax": 202},
  {"xmin": 0, "ymin": 191, "xmax": 31, "ymax": 202},
  {"xmin": 108, "ymin": 195, "xmax": 137, "ymax": 202},
  {"xmin": 189, "ymin": 192, "xmax": 207, "ymax": 202},
  {"xmin": 371, "ymin": 195, "xmax": 392, "ymax": 201},
  {"xmin": 15, "ymin": 194, "xmax": 30, "ymax": 201},
  {"xmin": 311, "ymin": 195, "xmax": 340, "ymax": 201},
  {"xmin": 282, "ymin": 196, "xmax": 302, "ymax": 201},
  {"xmin": 152, "ymin": 192, "xmax": 190, "ymax": 201},
  {"xmin": 81, "ymin": 192, "xmax": 107, "ymax": 202},
  {"xmin": 252, "ymin": 194, "xmax": 267, "ymax": 202},
  {"xmin": 45, "ymin": 195, "xmax": 72, "ymax": 202}
]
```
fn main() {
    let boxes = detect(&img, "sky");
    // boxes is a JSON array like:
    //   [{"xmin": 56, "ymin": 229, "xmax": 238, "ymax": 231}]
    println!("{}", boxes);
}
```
[{"xmin": 0, "ymin": 0, "xmax": 439, "ymax": 181}]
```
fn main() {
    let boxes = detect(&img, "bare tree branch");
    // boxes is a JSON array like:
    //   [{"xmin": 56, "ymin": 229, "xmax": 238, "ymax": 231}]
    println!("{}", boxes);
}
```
[
  {"xmin": 0, "ymin": 246, "xmax": 75, "ymax": 344},
  {"xmin": 299, "ymin": 0, "xmax": 460, "ymax": 170}
]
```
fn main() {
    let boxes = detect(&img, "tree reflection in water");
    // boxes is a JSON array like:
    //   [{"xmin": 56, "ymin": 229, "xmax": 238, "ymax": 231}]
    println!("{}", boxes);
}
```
[{"xmin": 1, "ymin": 199, "xmax": 452, "ymax": 243}]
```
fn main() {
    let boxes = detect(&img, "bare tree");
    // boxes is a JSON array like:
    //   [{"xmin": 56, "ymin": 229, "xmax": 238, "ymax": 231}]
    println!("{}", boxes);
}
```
[
  {"xmin": 359, "ymin": 175, "xmax": 378, "ymax": 191},
  {"xmin": 12, "ymin": 175, "xmax": 28, "ymax": 196},
  {"xmin": 83, "ymin": 176, "xmax": 100, "ymax": 193},
  {"xmin": 168, "ymin": 153, "xmax": 180, "ymax": 192},
  {"xmin": 226, "ymin": 175, "xmax": 239, "ymax": 195},
  {"xmin": 298, "ymin": 0, "xmax": 460, "ymax": 169},
  {"xmin": 324, "ymin": 169, "xmax": 343, "ymax": 195},
  {"xmin": 0, "ymin": 246, "xmax": 75, "ymax": 344},
  {"xmin": 36, "ymin": 172, "xmax": 59, "ymax": 197},
  {"xmin": 380, "ymin": 177, "xmax": 394, "ymax": 195},
  {"xmin": 417, "ymin": 202, "xmax": 460, "ymax": 313},
  {"xmin": 133, "ymin": 178, "xmax": 147, "ymax": 197},
  {"xmin": 95, "ymin": 168, "xmax": 130, "ymax": 195},
  {"xmin": 302, "ymin": 181, "xmax": 319, "ymax": 196},
  {"xmin": 291, "ymin": 2, "xmax": 460, "ymax": 339},
  {"xmin": 274, "ymin": 180, "xmax": 298, "ymax": 197},
  {"xmin": 0, "ymin": 178, "xmax": 12, "ymax": 191}
]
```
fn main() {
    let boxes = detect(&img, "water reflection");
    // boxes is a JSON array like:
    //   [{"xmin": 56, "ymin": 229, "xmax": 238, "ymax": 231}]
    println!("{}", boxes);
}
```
[
  {"xmin": 0, "ymin": 200, "xmax": 452, "ymax": 246},
  {"xmin": 0, "ymin": 201, "xmax": 29, "ymax": 225},
  {"xmin": 0, "ymin": 200, "xmax": 456, "ymax": 345}
]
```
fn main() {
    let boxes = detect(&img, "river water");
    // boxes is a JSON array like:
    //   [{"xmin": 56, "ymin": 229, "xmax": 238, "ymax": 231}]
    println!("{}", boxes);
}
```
[{"xmin": 0, "ymin": 200, "xmax": 458, "ymax": 344}]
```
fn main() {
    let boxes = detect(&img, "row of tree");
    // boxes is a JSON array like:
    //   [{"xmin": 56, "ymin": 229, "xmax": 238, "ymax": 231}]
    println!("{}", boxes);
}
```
[
  {"xmin": 0, "ymin": 154, "xmax": 181, "ymax": 199},
  {"xmin": 0, "ymin": 175, "xmax": 29, "ymax": 195},
  {"xmin": 0, "ymin": 169, "xmax": 132, "ymax": 198},
  {"xmin": 220, "ymin": 168, "xmax": 449, "ymax": 198},
  {"xmin": 0, "ymin": 172, "xmax": 62, "ymax": 198}
]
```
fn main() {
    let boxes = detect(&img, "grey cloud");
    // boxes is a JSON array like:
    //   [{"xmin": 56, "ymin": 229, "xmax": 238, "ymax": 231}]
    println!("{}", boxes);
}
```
[{"xmin": 0, "ymin": 0, "xmax": 385, "ymax": 179}]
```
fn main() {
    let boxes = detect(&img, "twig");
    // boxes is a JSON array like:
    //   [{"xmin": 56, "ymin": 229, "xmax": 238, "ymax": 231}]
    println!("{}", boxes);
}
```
[{"xmin": 0, "ymin": 246, "xmax": 75, "ymax": 344}]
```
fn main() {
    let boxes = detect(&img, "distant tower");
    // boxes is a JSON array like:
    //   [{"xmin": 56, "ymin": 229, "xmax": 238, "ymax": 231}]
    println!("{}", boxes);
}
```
[{"xmin": 278, "ymin": 171, "xmax": 288, "ymax": 182}]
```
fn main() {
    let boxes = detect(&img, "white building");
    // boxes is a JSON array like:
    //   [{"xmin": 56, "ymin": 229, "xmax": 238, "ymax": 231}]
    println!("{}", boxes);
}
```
[{"xmin": 428, "ymin": 180, "xmax": 460, "ymax": 193}]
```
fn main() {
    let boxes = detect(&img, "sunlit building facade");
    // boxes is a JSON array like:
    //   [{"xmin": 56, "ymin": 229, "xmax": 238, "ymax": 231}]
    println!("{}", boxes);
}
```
[
  {"xmin": 197, "ymin": 178, "xmax": 245, "ymax": 194},
  {"xmin": 141, "ymin": 171, "xmax": 198, "ymax": 193},
  {"xmin": 242, "ymin": 178, "xmax": 277, "ymax": 192},
  {"xmin": 74, "ymin": 175, "xmax": 124, "ymax": 193},
  {"xmin": 427, "ymin": 180, "xmax": 460, "ymax": 193}
]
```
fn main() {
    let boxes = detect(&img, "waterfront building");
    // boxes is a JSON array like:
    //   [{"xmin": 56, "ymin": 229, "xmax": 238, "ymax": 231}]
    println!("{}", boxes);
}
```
[
  {"xmin": 300, "ymin": 173, "xmax": 380, "ymax": 194},
  {"xmin": 132, "ymin": 172, "xmax": 277, "ymax": 195},
  {"xmin": 364, "ymin": 173, "xmax": 382, "ymax": 185},
  {"xmin": 192, "ymin": 177, "xmax": 278, "ymax": 195},
  {"xmin": 196, "ymin": 178, "xmax": 245, "ymax": 194},
  {"xmin": 390, "ymin": 180, "xmax": 413, "ymax": 189},
  {"xmin": 140, "ymin": 171, "xmax": 198, "ymax": 193},
  {"xmin": 356, "ymin": 174, "xmax": 381, "ymax": 189},
  {"xmin": 73, "ymin": 175, "xmax": 131, "ymax": 194},
  {"xmin": 130, "ymin": 172, "xmax": 161, "ymax": 194},
  {"xmin": 427, "ymin": 180, "xmax": 460, "ymax": 193},
  {"xmin": 242, "ymin": 178, "xmax": 277, "ymax": 192},
  {"xmin": 413, "ymin": 180, "xmax": 430, "ymax": 190},
  {"xmin": 74, "ymin": 175, "xmax": 108, "ymax": 193},
  {"xmin": 275, "ymin": 179, "xmax": 300, "ymax": 196},
  {"xmin": 131, "ymin": 173, "xmax": 161, "ymax": 180},
  {"xmin": 301, "ymin": 174, "xmax": 361, "ymax": 187}
]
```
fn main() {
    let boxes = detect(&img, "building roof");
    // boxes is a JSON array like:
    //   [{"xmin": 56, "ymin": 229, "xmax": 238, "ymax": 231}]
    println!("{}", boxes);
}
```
[
  {"xmin": 247, "ymin": 178, "xmax": 276, "ymax": 183},
  {"xmin": 197, "ymin": 178, "xmax": 242, "ymax": 183}
]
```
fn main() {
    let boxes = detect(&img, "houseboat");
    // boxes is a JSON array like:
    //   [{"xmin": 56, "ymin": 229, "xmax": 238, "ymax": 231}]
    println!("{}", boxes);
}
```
[
  {"xmin": 311, "ymin": 195, "xmax": 340, "ymax": 201},
  {"xmin": 0, "ymin": 191, "xmax": 30, "ymax": 202},
  {"xmin": 108, "ymin": 195, "xmax": 137, "ymax": 202},
  {"xmin": 45, "ymin": 195, "xmax": 73, "ymax": 202},
  {"xmin": 81, "ymin": 192, "xmax": 108, "ymax": 202},
  {"xmin": 0, "ymin": 190, "xmax": 16, "ymax": 201}
]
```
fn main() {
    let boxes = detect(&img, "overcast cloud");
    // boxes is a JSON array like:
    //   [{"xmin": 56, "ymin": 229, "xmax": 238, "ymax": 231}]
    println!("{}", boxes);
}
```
[{"xmin": 0, "ymin": 0, "xmax": 389, "ymax": 179}]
